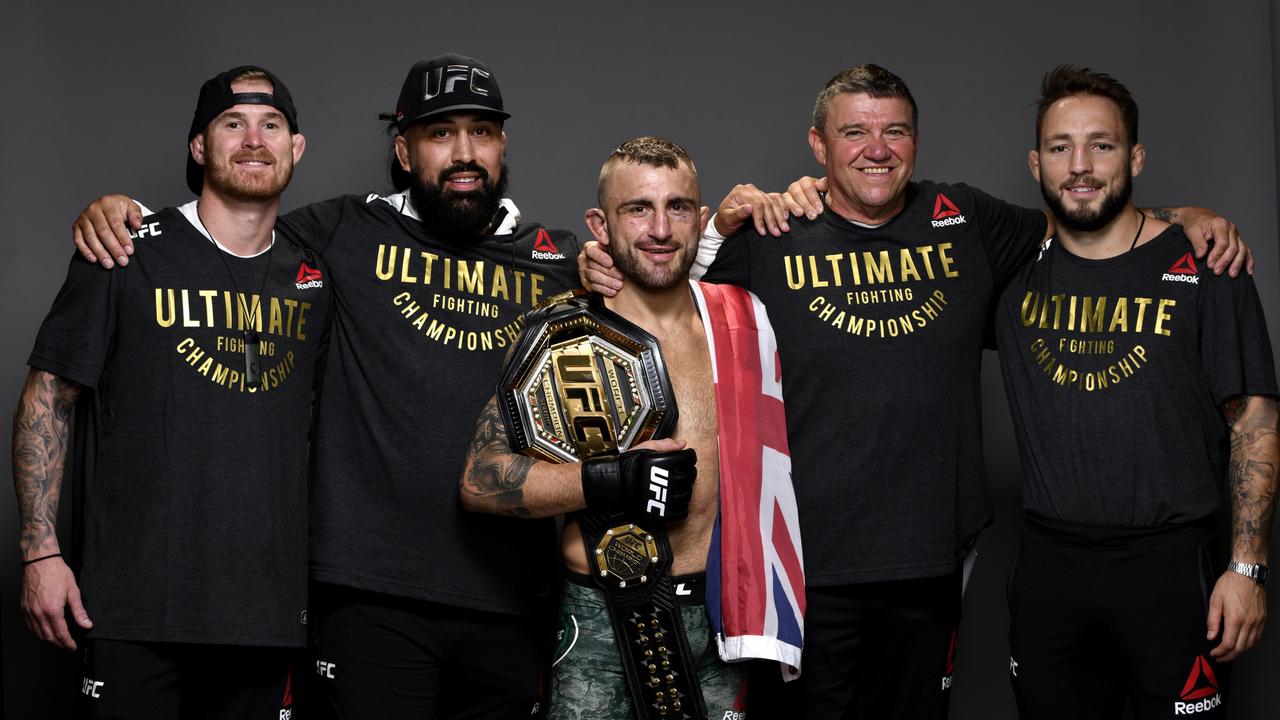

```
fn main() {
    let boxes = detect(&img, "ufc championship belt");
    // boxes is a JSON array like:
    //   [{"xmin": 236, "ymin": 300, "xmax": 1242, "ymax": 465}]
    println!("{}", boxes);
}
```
[{"xmin": 499, "ymin": 290, "xmax": 707, "ymax": 720}]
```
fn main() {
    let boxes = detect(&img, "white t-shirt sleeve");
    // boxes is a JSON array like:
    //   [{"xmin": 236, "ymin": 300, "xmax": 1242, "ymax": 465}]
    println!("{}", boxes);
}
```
[{"xmin": 692, "ymin": 213, "xmax": 728, "ymax": 280}]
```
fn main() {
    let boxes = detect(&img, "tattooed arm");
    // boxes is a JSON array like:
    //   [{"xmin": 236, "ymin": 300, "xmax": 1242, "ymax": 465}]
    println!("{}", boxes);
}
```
[
  {"xmin": 13, "ymin": 369, "xmax": 93, "ymax": 650},
  {"xmin": 459, "ymin": 395, "xmax": 690, "ymax": 519},
  {"xmin": 1207, "ymin": 394, "xmax": 1279, "ymax": 661},
  {"xmin": 459, "ymin": 395, "xmax": 588, "ymax": 518}
]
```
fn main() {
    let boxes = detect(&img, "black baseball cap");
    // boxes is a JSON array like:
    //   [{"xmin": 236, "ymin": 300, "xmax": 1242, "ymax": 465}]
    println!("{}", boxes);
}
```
[
  {"xmin": 393, "ymin": 53, "xmax": 509, "ymax": 134},
  {"xmin": 185, "ymin": 65, "xmax": 300, "ymax": 195}
]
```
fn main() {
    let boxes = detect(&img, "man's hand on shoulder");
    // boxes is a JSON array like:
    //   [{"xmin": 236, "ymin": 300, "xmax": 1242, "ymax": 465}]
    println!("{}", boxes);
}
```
[
  {"xmin": 1150, "ymin": 206, "xmax": 1253, "ymax": 277},
  {"xmin": 784, "ymin": 176, "xmax": 827, "ymax": 221},
  {"xmin": 21, "ymin": 556, "xmax": 92, "ymax": 651},
  {"xmin": 73, "ymin": 195, "xmax": 144, "ymax": 269},
  {"xmin": 578, "ymin": 239, "xmax": 623, "ymax": 297},
  {"xmin": 714, "ymin": 180, "xmax": 824, "ymax": 238}
]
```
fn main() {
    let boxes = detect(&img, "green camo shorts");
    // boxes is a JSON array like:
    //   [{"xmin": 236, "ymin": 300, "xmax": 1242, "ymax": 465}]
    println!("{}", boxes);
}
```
[{"xmin": 549, "ymin": 574, "xmax": 749, "ymax": 720}]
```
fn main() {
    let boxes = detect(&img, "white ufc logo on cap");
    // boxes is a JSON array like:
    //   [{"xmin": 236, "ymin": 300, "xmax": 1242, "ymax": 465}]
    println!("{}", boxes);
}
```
[{"xmin": 423, "ymin": 65, "xmax": 491, "ymax": 100}]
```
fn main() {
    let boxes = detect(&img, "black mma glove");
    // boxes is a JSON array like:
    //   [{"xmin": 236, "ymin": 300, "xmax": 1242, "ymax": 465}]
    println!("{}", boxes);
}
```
[{"xmin": 582, "ymin": 448, "xmax": 697, "ymax": 522}]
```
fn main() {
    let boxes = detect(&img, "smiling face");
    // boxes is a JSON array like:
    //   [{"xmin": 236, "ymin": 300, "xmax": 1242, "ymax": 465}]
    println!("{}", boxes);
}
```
[
  {"xmin": 395, "ymin": 112, "xmax": 508, "ymax": 235},
  {"xmin": 809, "ymin": 92, "xmax": 918, "ymax": 224},
  {"xmin": 588, "ymin": 160, "xmax": 704, "ymax": 291},
  {"xmin": 1031, "ymin": 94, "xmax": 1143, "ymax": 232},
  {"xmin": 191, "ymin": 78, "xmax": 304, "ymax": 202}
]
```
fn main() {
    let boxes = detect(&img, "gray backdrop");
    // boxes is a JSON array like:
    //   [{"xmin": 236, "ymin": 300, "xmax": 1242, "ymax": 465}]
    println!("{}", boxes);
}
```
[{"xmin": 3, "ymin": 1, "xmax": 1277, "ymax": 717}]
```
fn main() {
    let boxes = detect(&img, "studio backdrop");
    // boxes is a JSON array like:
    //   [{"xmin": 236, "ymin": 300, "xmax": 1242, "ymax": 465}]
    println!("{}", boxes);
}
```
[{"xmin": 3, "ymin": 2, "xmax": 1276, "ymax": 718}]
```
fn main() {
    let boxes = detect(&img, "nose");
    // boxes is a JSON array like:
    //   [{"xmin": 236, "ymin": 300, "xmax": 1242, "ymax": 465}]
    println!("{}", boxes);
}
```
[
  {"xmin": 863, "ymin": 133, "xmax": 891, "ymax": 161},
  {"xmin": 650, "ymin": 208, "xmax": 673, "ymax": 241},
  {"xmin": 242, "ymin": 124, "xmax": 264, "ymax": 149},
  {"xmin": 452, "ymin": 132, "xmax": 475, "ymax": 163},
  {"xmin": 1069, "ymin": 145, "xmax": 1091, "ymax": 175}
]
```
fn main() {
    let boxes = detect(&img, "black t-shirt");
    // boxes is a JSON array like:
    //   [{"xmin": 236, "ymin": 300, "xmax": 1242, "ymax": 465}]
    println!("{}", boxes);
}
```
[
  {"xmin": 278, "ymin": 193, "xmax": 582, "ymax": 614},
  {"xmin": 28, "ymin": 203, "xmax": 331, "ymax": 646},
  {"xmin": 995, "ymin": 227, "xmax": 1277, "ymax": 526},
  {"xmin": 702, "ymin": 181, "xmax": 1046, "ymax": 585}
]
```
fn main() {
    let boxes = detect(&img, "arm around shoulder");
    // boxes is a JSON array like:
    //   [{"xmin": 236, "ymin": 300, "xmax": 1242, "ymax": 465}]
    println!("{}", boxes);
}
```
[{"xmin": 73, "ymin": 194, "xmax": 145, "ymax": 269}]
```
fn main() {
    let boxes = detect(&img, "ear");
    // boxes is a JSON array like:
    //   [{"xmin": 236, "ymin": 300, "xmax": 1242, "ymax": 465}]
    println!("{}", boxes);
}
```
[
  {"xmin": 808, "ymin": 126, "xmax": 827, "ymax": 166},
  {"xmin": 584, "ymin": 208, "xmax": 609, "ymax": 245},
  {"xmin": 1028, "ymin": 149, "xmax": 1041, "ymax": 183},
  {"xmin": 394, "ymin": 134, "xmax": 412, "ymax": 173},
  {"xmin": 190, "ymin": 134, "xmax": 207, "ymax": 168},
  {"xmin": 292, "ymin": 133, "xmax": 306, "ymax": 164},
  {"xmin": 699, "ymin": 205, "xmax": 712, "ymax": 236},
  {"xmin": 1130, "ymin": 143, "xmax": 1145, "ymax": 177}
]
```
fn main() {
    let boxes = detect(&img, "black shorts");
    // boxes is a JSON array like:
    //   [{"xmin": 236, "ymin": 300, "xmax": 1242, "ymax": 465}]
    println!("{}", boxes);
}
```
[
  {"xmin": 78, "ymin": 638, "xmax": 293, "ymax": 720},
  {"xmin": 1008, "ymin": 514, "xmax": 1230, "ymax": 720},
  {"xmin": 309, "ymin": 583, "xmax": 545, "ymax": 720},
  {"xmin": 751, "ymin": 570, "xmax": 962, "ymax": 720}
]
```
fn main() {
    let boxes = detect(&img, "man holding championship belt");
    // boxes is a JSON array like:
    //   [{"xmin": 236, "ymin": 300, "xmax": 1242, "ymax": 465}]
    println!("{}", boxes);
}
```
[{"xmin": 461, "ymin": 137, "xmax": 805, "ymax": 719}]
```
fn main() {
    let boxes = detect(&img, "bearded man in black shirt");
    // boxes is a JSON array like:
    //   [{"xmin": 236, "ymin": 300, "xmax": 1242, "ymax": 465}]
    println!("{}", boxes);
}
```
[{"xmin": 995, "ymin": 65, "xmax": 1277, "ymax": 720}]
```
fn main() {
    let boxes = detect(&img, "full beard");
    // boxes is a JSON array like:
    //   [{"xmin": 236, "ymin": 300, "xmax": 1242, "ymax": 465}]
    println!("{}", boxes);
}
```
[
  {"xmin": 1041, "ymin": 168, "xmax": 1133, "ymax": 233},
  {"xmin": 409, "ymin": 161, "xmax": 510, "ymax": 238}
]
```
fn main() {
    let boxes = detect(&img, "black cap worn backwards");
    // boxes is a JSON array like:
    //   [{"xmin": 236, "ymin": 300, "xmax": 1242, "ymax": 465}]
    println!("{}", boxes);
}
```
[
  {"xmin": 393, "ymin": 53, "xmax": 509, "ymax": 134},
  {"xmin": 185, "ymin": 65, "xmax": 300, "ymax": 195}
]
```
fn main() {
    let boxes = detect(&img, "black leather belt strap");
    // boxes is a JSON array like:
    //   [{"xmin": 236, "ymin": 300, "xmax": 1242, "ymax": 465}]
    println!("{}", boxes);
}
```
[{"xmin": 578, "ymin": 510, "xmax": 707, "ymax": 720}]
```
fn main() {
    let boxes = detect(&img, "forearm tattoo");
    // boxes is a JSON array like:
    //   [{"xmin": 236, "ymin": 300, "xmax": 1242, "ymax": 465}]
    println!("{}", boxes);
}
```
[
  {"xmin": 12, "ymin": 371, "xmax": 81, "ymax": 557},
  {"xmin": 462, "ymin": 396, "xmax": 535, "ymax": 517},
  {"xmin": 1145, "ymin": 207, "xmax": 1177, "ymax": 223},
  {"xmin": 1226, "ymin": 396, "xmax": 1279, "ymax": 563}
]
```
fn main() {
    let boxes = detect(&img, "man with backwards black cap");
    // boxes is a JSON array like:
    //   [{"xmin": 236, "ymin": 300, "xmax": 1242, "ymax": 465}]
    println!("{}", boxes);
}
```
[
  {"xmin": 14, "ymin": 66, "xmax": 328, "ymax": 718},
  {"xmin": 72, "ymin": 53, "xmax": 585, "ymax": 718}
]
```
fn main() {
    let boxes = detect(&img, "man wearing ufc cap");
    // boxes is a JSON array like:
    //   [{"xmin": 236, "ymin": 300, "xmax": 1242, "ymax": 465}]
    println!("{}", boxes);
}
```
[
  {"xmin": 15, "ymin": 65, "xmax": 327, "ymax": 719},
  {"xmin": 70, "ymin": 53, "xmax": 584, "ymax": 718},
  {"xmin": 293, "ymin": 52, "xmax": 585, "ymax": 720}
]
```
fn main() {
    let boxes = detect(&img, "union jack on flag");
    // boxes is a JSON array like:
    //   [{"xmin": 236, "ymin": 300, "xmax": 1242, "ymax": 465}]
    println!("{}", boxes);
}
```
[{"xmin": 692, "ymin": 281, "xmax": 805, "ymax": 677}]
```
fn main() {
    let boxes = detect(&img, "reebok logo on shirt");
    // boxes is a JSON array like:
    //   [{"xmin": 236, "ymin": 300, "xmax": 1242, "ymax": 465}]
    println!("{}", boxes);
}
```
[
  {"xmin": 930, "ymin": 194, "xmax": 966, "ymax": 228},
  {"xmin": 1162, "ymin": 253, "xmax": 1199, "ymax": 284},
  {"xmin": 295, "ymin": 262, "xmax": 325, "ymax": 290},
  {"xmin": 531, "ymin": 229, "xmax": 566, "ymax": 260},
  {"xmin": 1173, "ymin": 656, "xmax": 1221, "ymax": 714}
]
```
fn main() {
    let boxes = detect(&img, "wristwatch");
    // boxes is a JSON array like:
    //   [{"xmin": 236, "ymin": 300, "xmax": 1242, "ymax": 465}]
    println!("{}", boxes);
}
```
[{"xmin": 1227, "ymin": 562, "xmax": 1270, "ymax": 587}]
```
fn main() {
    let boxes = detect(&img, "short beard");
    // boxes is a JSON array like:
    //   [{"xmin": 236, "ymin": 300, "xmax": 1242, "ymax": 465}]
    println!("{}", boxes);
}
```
[
  {"xmin": 409, "ymin": 161, "xmax": 510, "ymax": 238},
  {"xmin": 1041, "ymin": 165, "xmax": 1133, "ymax": 233},
  {"xmin": 610, "ymin": 241, "xmax": 696, "ymax": 291},
  {"xmin": 205, "ymin": 153, "xmax": 293, "ymax": 202}
]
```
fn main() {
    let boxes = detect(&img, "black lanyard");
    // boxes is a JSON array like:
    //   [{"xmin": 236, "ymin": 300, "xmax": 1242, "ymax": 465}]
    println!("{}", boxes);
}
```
[{"xmin": 200, "ymin": 211, "xmax": 274, "ymax": 386}]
